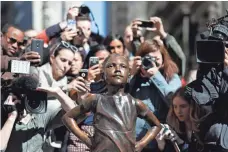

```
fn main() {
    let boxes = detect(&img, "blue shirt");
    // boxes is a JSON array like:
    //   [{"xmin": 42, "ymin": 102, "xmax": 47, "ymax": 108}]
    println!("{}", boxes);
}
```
[{"xmin": 129, "ymin": 71, "xmax": 181, "ymax": 142}]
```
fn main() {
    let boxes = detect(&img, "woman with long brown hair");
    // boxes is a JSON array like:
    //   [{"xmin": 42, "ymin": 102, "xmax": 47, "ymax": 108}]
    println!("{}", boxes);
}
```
[
  {"xmin": 129, "ymin": 39, "xmax": 182, "ymax": 151},
  {"xmin": 155, "ymin": 87, "xmax": 198, "ymax": 152},
  {"xmin": 156, "ymin": 86, "xmax": 217, "ymax": 152}
]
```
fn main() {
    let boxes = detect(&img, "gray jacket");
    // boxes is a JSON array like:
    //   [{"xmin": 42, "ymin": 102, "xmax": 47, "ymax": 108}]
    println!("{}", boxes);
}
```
[{"xmin": 162, "ymin": 34, "xmax": 186, "ymax": 77}]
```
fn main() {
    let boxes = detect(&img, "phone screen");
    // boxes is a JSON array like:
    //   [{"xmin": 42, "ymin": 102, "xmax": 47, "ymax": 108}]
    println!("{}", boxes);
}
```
[
  {"xmin": 67, "ymin": 19, "xmax": 77, "ymax": 31},
  {"xmin": 138, "ymin": 20, "xmax": 154, "ymax": 28},
  {"xmin": 89, "ymin": 57, "xmax": 99, "ymax": 67},
  {"xmin": 31, "ymin": 39, "xmax": 44, "ymax": 62}
]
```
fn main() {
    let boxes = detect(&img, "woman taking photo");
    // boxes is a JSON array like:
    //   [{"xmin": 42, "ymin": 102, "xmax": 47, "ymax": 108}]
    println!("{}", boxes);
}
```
[{"xmin": 129, "ymin": 39, "xmax": 181, "ymax": 151}]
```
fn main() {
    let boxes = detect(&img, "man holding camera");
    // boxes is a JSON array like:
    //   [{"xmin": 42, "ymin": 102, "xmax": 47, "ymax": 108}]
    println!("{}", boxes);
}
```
[
  {"xmin": 184, "ymin": 15, "xmax": 228, "ymax": 151},
  {"xmin": 183, "ymin": 48, "xmax": 228, "ymax": 152},
  {"xmin": 1, "ymin": 75, "xmax": 81, "ymax": 152}
]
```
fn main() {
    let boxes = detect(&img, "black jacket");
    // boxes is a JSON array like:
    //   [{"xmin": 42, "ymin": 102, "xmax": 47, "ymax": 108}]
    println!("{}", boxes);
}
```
[{"xmin": 186, "ymin": 65, "xmax": 228, "ymax": 150}]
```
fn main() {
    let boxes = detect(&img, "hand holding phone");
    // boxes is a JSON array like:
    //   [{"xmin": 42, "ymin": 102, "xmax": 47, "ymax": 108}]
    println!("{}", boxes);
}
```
[
  {"xmin": 137, "ymin": 20, "xmax": 154, "ymax": 28},
  {"xmin": 89, "ymin": 57, "xmax": 99, "ymax": 68},
  {"xmin": 67, "ymin": 7, "xmax": 79, "ymax": 20},
  {"xmin": 31, "ymin": 39, "xmax": 44, "ymax": 65},
  {"xmin": 147, "ymin": 17, "xmax": 167, "ymax": 38},
  {"xmin": 67, "ymin": 77, "xmax": 89, "ymax": 93},
  {"xmin": 79, "ymin": 69, "xmax": 88, "ymax": 79},
  {"xmin": 67, "ymin": 19, "xmax": 77, "ymax": 31},
  {"xmin": 67, "ymin": 17, "xmax": 84, "ymax": 37}
]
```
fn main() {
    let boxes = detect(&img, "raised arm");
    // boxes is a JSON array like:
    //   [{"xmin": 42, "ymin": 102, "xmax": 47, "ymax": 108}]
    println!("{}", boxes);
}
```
[
  {"xmin": 62, "ymin": 93, "xmax": 96, "ymax": 148},
  {"xmin": 37, "ymin": 87, "xmax": 76, "ymax": 112},
  {"xmin": 135, "ymin": 99, "xmax": 162, "ymax": 152},
  {"xmin": 0, "ymin": 111, "xmax": 17, "ymax": 151},
  {"xmin": 0, "ymin": 95, "xmax": 19, "ymax": 151}
]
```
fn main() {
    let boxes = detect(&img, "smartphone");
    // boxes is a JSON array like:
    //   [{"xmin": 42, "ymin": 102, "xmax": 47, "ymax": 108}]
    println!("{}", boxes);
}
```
[
  {"xmin": 67, "ymin": 19, "xmax": 77, "ymax": 31},
  {"xmin": 31, "ymin": 39, "xmax": 44, "ymax": 64},
  {"xmin": 196, "ymin": 40, "xmax": 225, "ymax": 63},
  {"xmin": 79, "ymin": 69, "xmax": 88, "ymax": 79},
  {"xmin": 9, "ymin": 60, "xmax": 30, "ymax": 74},
  {"xmin": 138, "ymin": 20, "xmax": 154, "ymax": 28},
  {"xmin": 89, "ymin": 57, "xmax": 99, "ymax": 68}
]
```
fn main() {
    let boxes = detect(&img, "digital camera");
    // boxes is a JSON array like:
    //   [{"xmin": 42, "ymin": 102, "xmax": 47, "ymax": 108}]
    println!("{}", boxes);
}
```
[
  {"xmin": 1, "ymin": 76, "xmax": 47, "ymax": 114},
  {"xmin": 197, "ymin": 11, "xmax": 228, "ymax": 63},
  {"xmin": 141, "ymin": 54, "xmax": 159, "ymax": 70},
  {"xmin": 79, "ymin": 69, "xmax": 88, "ymax": 79}
]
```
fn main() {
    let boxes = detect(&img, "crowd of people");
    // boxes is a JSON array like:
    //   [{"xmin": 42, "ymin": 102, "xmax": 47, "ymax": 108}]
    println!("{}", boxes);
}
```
[{"xmin": 1, "ymin": 4, "xmax": 228, "ymax": 152}]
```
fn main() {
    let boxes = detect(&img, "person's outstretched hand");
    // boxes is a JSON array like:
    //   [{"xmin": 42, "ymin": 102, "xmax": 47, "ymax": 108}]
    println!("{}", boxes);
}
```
[
  {"xmin": 87, "ymin": 64, "xmax": 101, "ymax": 82},
  {"xmin": 67, "ymin": 7, "xmax": 79, "ymax": 20},
  {"xmin": 67, "ymin": 77, "xmax": 90, "ymax": 93},
  {"xmin": 135, "ymin": 141, "xmax": 145, "ymax": 152},
  {"xmin": 146, "ymin": 17, "xmax": 167, "ymax": 39},
  {"xmin": 155, "ymin": 127, "xmax": 166, "ymax": 151},
  {"xmin": 61, "ymin": 28, "xmax": 78, "ymax": 41},
  {"xmin": 131, "ymin": 56, "xmax": 142, "ymax": 76},
  {"xmin": 20, "ymin": 51, "xmax": 41, "ymax": 66},
  {"xmin": 130, "ymin": 19, "xmax": 144, "ymax": 42},
  {"xmin": 161, "ymin": 124, "xmax": 184, "ymax": 145}
]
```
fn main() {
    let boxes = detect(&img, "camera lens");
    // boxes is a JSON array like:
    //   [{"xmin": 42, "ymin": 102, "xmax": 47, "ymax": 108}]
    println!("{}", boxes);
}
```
[
  {"xmin": 142, "ymin": 59, "xmax": 152, "ymax": 68},
  {"xmin": 24, "ymin": 91, "xmax": 47, "ymax": 114},
  {"xmin": 27, "ymin": 100, "xmax": 40, "ymax": 109},
  {"xmin": 81, "ymin": 73, "xmax": 86, "ymax": 78},
  {"xmin": 142, "ymin": 55, "xmax": 154, "ymax": 70}
]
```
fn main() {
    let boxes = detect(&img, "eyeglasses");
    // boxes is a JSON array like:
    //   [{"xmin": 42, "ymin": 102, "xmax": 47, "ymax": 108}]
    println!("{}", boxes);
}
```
[
  {"xmin": 7, "ymin": 37, "xmax": 25, "ymax": 47},
  {"xmin": 52, "ymin": 41, "xmax": 79, "ymax": 54}
]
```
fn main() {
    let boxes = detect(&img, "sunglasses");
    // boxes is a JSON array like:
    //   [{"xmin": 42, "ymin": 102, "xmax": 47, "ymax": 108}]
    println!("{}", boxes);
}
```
[
  {"xmin": 52, "ymin": 41, "xmax": 79, "ymax": 54},
  {"xmin": 8, "ymin": 37, "xmax": 25, "ymax": 47}
]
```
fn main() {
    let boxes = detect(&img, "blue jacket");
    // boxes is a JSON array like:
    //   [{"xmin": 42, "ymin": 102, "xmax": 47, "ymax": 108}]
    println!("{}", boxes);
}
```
[{"xmin": 129, "ymin": 71, "xmax": 181, "ymax": 139}]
